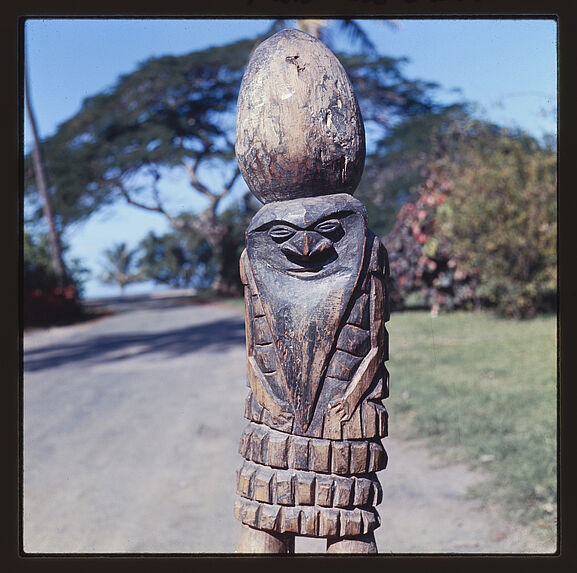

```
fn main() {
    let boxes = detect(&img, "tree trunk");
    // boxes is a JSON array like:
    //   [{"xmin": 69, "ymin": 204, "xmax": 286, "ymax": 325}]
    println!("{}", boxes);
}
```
[
  {"xmin": 202, "ymin": 223, "xmax": 230, "ymax": 296},
  {"xmin": 193, "ymin": 205, "xmax": 233, "ymax": 296},
  {"xmin": 24, "ymin": 63, "xmax": 68, "ymax": 290}
]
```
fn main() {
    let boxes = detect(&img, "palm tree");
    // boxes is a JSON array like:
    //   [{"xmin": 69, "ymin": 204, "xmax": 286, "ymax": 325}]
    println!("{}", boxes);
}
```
[
  {"xmin": 268, "ymin": 18, "xmax": 398, "ymax": 55},
  {"xmin": 99, "ymin": 243, "xmax": 143, "ymax": 295},
  {"xmin": 24, "ymin": 61, "xmax": 68, "ymax": 290}
]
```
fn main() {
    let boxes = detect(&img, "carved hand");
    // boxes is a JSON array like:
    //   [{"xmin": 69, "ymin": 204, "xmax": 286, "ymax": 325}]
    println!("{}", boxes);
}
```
[
  {"xmin": 269, "ymin": 407, "xmax": 293, "ymax": 427},
  {"xmin": 328, "ymin": 396, "xmax": 354, "ymax": 422}
]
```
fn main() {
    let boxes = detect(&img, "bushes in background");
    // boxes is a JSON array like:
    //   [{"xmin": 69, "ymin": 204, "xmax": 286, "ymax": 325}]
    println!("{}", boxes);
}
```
[{"xmin": 383, "ymin": 119, "xmax": 556, "ymax": 318}]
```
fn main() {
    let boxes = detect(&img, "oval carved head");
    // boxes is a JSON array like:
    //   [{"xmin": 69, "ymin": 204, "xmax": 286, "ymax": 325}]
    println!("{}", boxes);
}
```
[{"xmin": 236, "ymin": 28, "xmax": 366, "ymax": 204}]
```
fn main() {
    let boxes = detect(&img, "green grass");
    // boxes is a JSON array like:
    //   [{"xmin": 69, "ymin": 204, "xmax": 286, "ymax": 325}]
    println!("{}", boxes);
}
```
[{"xmin": 386, "ymin": 310, "xmax": 557, "ymax": 543}]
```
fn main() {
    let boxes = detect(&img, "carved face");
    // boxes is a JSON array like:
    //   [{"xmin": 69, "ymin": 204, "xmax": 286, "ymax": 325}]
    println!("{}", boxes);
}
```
[
  {"xmin": 246, "ymin": 193, "xmax": 367, "ymax": 281},
  {"xmin": 245, "ymin": 193, "xmax": 369, "ymax": 430}
]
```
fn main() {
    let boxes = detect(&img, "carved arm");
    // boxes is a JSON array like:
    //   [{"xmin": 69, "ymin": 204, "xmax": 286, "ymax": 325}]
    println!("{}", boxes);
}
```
[{"xmin": 329, "ymin": 272, "xmax": 385, "ymax": 422}]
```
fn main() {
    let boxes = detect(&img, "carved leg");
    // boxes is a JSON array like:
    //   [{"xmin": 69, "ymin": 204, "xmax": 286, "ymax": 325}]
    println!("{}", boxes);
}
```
[
  {"xmin": 326, "ymin": 532, "xmax": 378, "ymax": 554},
  {"xmin": 236, "ymin": 524, "xmax": 295, "ymax": 553}
]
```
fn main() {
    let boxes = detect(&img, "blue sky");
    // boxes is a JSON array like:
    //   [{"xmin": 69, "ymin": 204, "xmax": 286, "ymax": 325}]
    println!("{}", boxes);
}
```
[{"xmin": 24, "ymin": 18, "xmax": 557, "ymax": 299}]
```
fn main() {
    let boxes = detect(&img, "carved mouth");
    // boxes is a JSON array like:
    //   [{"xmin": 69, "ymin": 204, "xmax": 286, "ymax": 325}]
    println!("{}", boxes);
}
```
[
  {"xmin": 286, "ymin": 266, "xmax": 330, "ymax": 278},
  {"xmin": 284, "ymin": 250, "xmax": 337, "ymax": 276},
  {"xmin": 288, "ymin": 267, "xmax": 323, "ymax": 274}
]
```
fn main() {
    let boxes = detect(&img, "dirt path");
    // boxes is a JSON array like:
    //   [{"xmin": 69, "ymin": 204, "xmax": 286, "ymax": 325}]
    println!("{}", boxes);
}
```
[{"xmin": 23, "ymin": 297, "xmax": 553, "ymax": 554}]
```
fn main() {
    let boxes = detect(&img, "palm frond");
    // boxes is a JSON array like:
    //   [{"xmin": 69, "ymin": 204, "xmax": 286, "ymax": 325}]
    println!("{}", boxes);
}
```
[{"xmin": 338, "ymin": 19, "xmax": 378, "ymax": 56}]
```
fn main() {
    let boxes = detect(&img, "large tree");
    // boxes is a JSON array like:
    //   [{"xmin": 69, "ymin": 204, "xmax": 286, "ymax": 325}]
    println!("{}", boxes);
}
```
[
  {"xmin": 25, "ymin": 36, "xmax": 260, "ymax": 295},
  {"xmin": 24, "ymin": 24, "xmax": 453, "ymax": 294}
]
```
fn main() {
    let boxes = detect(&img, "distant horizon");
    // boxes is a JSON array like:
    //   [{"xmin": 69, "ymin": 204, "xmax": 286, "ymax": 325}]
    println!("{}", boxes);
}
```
[{"xmin": 24, "ymin": 18, "xmax": 557, "ymax": 299}]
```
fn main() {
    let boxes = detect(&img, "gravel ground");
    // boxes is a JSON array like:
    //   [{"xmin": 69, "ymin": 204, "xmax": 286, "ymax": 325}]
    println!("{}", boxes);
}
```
[{"xmin": 22, "ymin": 297, "xmax": 555, "ymax": 554}]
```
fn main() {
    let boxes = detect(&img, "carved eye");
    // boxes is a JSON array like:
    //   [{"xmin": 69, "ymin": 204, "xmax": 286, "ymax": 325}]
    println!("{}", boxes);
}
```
[
  {"xmin": 269, "ymin": 225, "xmax": 296, "ymax": 242},
  {"xmin": 314, "ymin": 219, "xmax": 343, "ymax": 236}
]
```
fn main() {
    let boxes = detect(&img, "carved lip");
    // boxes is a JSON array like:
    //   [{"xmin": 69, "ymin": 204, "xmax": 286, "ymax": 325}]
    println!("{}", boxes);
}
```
[{"xmin": 286, "ymin": 266, "xmax": 326, "ymax": 277}]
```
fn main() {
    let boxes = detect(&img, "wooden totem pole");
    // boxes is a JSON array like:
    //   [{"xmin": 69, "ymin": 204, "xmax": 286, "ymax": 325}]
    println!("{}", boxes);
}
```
[{"xmin": 234, "ymin": 29, "xmax": 390, "ymax": 554}]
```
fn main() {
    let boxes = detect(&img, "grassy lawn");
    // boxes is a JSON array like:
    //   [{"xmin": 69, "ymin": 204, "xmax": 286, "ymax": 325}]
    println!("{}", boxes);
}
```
[{"xmin": 386, "ymin": 310, "xmax": 557, "ymax": 543}]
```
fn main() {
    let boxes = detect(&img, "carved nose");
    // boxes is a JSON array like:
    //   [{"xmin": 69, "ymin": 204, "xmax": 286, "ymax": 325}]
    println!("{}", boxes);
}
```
[{"xmin": 281, "ymin": 231, "xmax": 332, "ymax": 259}]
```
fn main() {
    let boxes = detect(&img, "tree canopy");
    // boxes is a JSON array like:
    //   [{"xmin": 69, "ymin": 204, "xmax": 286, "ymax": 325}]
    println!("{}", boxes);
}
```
[
  {"xmin": 24, "ymin": 28, "xmax": 454, "ymax": 295},
  {"xmin": 25, "ymin": 36, "xmax": 258, "ymax": 227},
  {"xmin": 137, "ymin": 227, "xmax": 213, "ymax": 290}
]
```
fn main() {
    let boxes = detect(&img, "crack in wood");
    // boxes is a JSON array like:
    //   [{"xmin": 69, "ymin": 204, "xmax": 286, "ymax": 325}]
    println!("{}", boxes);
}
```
[{"xmin": 285, "ymin": 55, "xmax": 306, "ymax": 74}]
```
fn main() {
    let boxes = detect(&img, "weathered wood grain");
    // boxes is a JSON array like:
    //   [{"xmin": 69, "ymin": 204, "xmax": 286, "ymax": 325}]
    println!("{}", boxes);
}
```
[
  {"xmin": 234, "ymin": 28, "xmax": 390, "ymax": 554},
  {"xmin": 326, "ymin": 532, "xmax": 377, "ymax": 554},
  {"xmin": 245, "ymin": 194, "xmax": 368, "ymax": 433},
  {"xmin": 295, "ymin": 473, "xmax": 315, "ymax": 506},
  {"xmin": 237, "ymin": 523, "xmax": 295, "ymax": 553},
  {"xmin": 238, "ymin": 422, "xmax": 386, "ymax": 473},
  {"xmin": 235, "ymin": 28, "xmax": 365, "ymax": 204}
]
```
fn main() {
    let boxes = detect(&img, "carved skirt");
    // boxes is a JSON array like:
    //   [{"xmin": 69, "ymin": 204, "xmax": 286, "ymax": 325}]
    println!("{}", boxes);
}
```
[{"xmin": 234, "ymin": 421, "xmax": 387, "ymax": 538}]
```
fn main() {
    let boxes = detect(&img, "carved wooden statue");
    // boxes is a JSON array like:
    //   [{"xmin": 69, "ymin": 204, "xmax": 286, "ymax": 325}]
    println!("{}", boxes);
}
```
[{"xmin": 233, "ymin": 29, "xmax": 390, "ymax": 554}]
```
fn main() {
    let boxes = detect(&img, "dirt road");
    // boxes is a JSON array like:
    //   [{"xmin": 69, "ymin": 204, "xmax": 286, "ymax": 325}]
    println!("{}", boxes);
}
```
[{"xmin": 23, "ymin": 297, "xmax": 553, "ymax": 554}]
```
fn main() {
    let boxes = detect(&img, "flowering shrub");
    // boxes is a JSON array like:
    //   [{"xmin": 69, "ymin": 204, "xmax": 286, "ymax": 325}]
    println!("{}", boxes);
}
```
[
  {"xmin": 384, "ymin": 175, "xmax": 480, "ymax": 314},
  {"xmin": 23, "ymin": 285, "xmax": 85, "ymax": 327},
  {"xmin": 383, "ymin": 120, "xmax": 557, "ymax": 318},
  {"xmin": 23, "ymin": 232, "xmax": 88, "ymax": 327}
]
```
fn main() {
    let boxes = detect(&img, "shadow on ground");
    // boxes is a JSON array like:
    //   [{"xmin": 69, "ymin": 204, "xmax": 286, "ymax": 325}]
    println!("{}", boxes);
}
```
[
  {"xmin": 24, "ymin": 315, "xmax": 246, "ymax": 372},
  {"xmin": 82, "ymin": 292, "xmax": 205, "ymax": 314}
]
